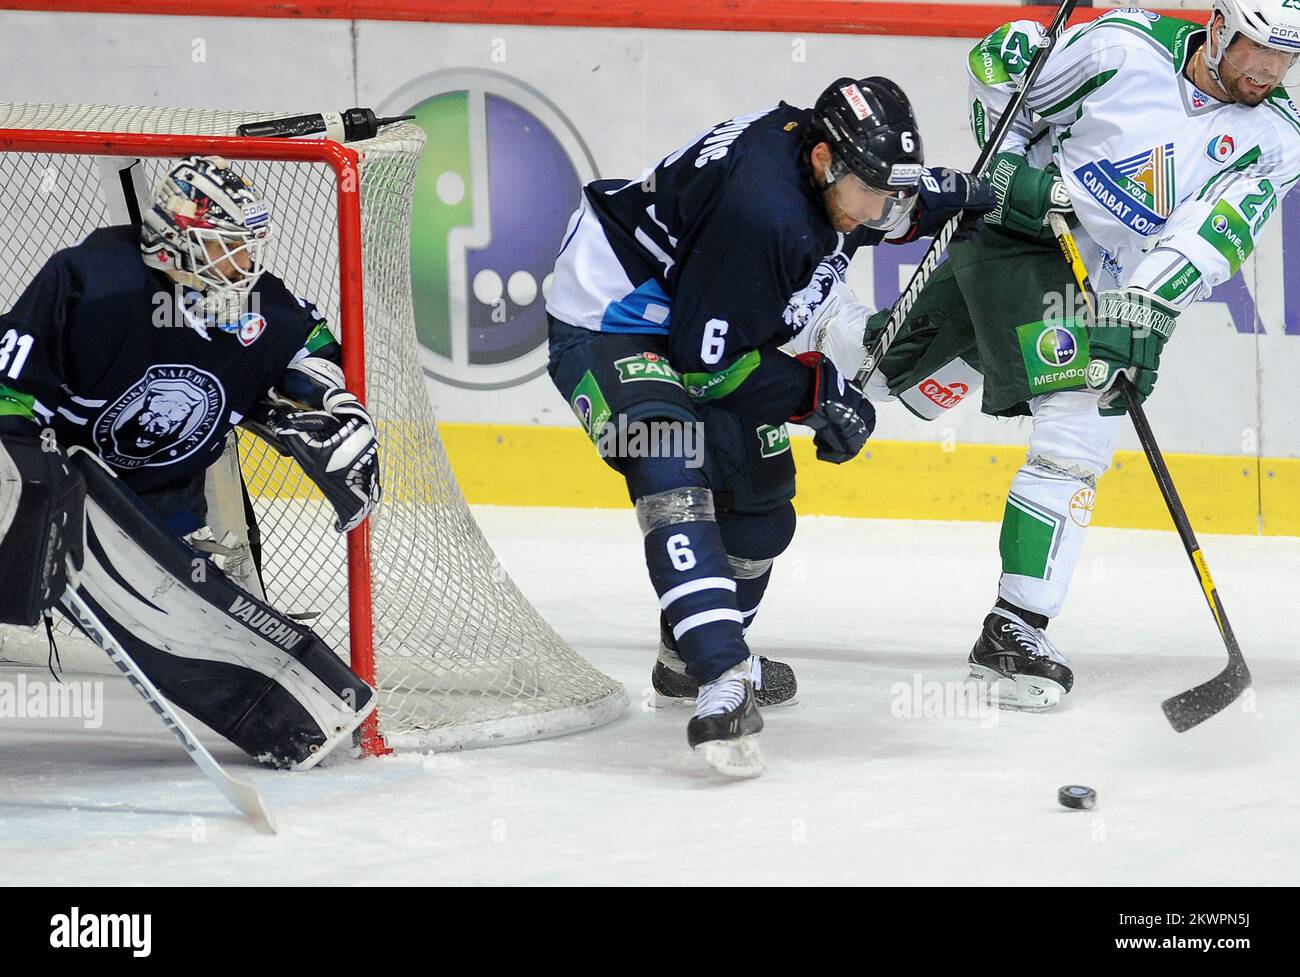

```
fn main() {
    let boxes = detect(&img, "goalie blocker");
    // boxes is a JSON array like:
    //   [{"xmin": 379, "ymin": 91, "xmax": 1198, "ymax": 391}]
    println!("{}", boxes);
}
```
[{"xmin": 0, "ymin": 433, "xmax": 376, "ymax": 768}]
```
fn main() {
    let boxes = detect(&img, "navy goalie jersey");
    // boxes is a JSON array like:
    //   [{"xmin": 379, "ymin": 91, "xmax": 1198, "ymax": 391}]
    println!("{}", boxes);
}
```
[
  {"xmin": 545, "ymin": 103, "xmax": 885, "ymax": 376},
  {"xmin": 0, "ymin": 225, "xmax": 338, "ymax": 520}
]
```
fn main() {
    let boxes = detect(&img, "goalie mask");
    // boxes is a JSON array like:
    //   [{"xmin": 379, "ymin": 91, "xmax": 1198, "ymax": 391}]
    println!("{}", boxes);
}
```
[{"xmin": 141, "ymin": 155, "xmax": 273, "ymax": 323}]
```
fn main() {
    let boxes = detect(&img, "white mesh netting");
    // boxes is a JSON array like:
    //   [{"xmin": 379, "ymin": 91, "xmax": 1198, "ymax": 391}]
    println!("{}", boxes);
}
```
[{"xmin": 0, "ymin": 103, "xmax": 627, "ymax": 750}]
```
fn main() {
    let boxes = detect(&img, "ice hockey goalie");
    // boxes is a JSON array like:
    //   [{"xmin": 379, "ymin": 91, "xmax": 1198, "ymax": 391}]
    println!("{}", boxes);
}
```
[{"xmin": 0, "ymin": 154, "xmax": 382, "ymax": 767}]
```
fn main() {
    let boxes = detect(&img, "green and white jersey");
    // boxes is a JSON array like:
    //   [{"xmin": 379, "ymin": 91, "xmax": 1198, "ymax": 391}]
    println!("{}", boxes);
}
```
[{"xmin": 968, "ymin": 8, "xmax": 1300, "ymax": 307}]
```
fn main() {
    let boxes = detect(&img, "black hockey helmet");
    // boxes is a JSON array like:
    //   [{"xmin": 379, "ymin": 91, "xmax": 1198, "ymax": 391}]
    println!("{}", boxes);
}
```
[{"xmin": 810, "ymin": 77, "xmax": 924, "ymax": 195}]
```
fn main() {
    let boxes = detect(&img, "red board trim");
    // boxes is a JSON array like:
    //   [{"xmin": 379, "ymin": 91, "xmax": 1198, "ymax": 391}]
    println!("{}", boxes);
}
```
[{"xmin": 0, "ymin": 2, "xmax": 1202, "ymax": 39}]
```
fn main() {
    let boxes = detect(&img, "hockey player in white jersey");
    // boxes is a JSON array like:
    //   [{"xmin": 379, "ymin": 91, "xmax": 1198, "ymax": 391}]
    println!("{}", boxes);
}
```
[{"xmin": 822, "ymin": 3, "xmax": 1300, "ymax": 710}]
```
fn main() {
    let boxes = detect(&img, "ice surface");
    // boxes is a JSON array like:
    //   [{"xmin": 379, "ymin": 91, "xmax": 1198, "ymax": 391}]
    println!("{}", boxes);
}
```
[{"xmin": 2, "ymin": 507, "xmax": 1298, "ymax": 884}]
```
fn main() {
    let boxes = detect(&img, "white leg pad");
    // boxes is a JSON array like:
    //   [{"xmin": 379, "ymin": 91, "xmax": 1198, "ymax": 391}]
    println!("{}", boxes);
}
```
[{"xmin": 998, "ymin": 390, "xmax": 1123, "ymax": 618}]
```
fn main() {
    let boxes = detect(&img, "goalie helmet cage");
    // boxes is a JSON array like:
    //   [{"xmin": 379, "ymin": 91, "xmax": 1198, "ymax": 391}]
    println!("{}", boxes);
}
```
[{"xmin": 0, "ymin": 103, "xmax": 628, "ymax": 754}]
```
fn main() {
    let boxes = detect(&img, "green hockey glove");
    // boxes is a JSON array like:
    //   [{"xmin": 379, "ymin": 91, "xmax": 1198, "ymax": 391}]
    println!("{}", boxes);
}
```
[
  {"xmin": 1085, "ymin": 287, "xmax": 1180, "ymax": 417},
  {"xmin": 984, "ymin": 152, "xmax": 1073, "ymax": 241}
]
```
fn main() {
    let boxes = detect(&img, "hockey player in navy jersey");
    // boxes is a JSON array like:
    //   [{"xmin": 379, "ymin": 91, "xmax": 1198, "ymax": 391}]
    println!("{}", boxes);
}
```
[
  {"xmin": 0, "ymin": 156, "xmax": 381, "ymax": 769},
  {"xmin": 546, "ymin": 78, "xmax": 996, "ymax": 775}
]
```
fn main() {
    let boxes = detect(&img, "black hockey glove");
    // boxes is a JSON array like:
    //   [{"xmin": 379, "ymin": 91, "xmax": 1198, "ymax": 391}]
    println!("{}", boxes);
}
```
[
  {"xmin": 897, "ymin": 167, "xmax": 996, "ymax": 243},
  {"xmin": 265, "ymin": 389, "xmax": 381, "ymax": 532},
  {"xmin": 791, "ymin": 351, "xmax": 876, "ymax": 464}
]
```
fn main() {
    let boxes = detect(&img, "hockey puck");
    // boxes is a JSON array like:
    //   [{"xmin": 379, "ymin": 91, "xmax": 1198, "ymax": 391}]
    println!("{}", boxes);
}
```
[{"xmin": 1058, "ymin": 785, "xmax": 1096, "ymax": 810}]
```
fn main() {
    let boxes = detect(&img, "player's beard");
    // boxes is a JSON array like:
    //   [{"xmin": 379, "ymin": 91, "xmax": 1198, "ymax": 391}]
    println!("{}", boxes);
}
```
[
  {"xmin": 1187, "ymin": 42, "xmax": 1278, "ymax": 108},
  {"xmin": 1223, "ymin": 72, "xmax": 1272, "ymax": 107},
  {"xmin": 1217, "ymin": 55, "xmax": 1275, "ymax": 106},
  {"xmin": 819, "ymin": 182, "xmax": 863, "ymax": 234}
]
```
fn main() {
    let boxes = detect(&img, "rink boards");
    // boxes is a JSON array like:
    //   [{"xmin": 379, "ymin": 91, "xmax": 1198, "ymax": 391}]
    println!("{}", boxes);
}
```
[{"xmin": 3, "ymin": 3, "xmax": 1295, "ymax": 534}]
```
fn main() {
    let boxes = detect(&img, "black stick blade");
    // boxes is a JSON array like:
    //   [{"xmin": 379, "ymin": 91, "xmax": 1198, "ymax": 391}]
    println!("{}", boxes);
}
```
[{"xmin": 1162, "ymin": 660, "xmax": 1252, "ymax": 732}]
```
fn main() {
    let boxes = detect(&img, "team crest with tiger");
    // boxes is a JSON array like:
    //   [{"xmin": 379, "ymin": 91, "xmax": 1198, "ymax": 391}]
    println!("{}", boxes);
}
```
[{"xmin": 93, "ymin": 365, "xmax": 226, "ymax": 469}]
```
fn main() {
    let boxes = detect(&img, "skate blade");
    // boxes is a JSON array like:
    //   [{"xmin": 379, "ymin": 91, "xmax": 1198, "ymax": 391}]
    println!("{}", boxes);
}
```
[
  {"xmin": 967, "ymin": 665, "xmax": 1065, "ymax": 712},
  {"xmin": 694, "ymin": 734, "xmax": 766, "ymax": 779},
  {"xmin": 653, "ymin": 691, "xmax": 694, "ymax": 709}
]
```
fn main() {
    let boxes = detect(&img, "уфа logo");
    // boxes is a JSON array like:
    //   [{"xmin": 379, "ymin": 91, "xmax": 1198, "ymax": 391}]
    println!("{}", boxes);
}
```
[
  {"xmin": 381, "ymin": 70, "xmax": 598, "ymax": 389},
  {"xmin": 1072, "ymin": 143, "xmax": 1176, "ymax": 236},
  {"xmin": 1035, "ymin": 326, "xmax": 1078, "ymax": 367}
]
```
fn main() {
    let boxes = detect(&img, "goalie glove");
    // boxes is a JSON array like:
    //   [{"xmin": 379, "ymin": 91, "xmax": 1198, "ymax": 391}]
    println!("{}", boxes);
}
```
[
  {"xmin": 281, "ymin": 354, "xmax": 345, "ymax": 408},
  {"xmin": 265, "ymin": 389, "xmax": 381, "ymax": 532}
]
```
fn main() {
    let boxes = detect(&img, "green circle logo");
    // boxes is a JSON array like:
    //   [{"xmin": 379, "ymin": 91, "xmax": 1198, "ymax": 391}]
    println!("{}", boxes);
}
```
[{"xmin": 1036, "ymin": 326, "xmax": 1077, "ymax": 367}]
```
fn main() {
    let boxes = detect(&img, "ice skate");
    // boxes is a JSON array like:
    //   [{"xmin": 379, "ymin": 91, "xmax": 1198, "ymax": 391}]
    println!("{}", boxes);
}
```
[
  {"xmin": 653, "ymin": 617, "xmax": 796, "ymax": 708},
  {"xmin": 687, "ymin": 659, "xmax": 766, "ymax": 778},
  {"xmin": 967, "ymin": 607, "xmax": 1073, "ymax": 711}
]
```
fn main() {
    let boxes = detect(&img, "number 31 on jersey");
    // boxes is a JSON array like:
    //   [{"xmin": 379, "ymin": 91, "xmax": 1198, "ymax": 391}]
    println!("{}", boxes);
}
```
[{"xmin": 0, "ymin": 329, "xmax": 34, "ymax": 380}]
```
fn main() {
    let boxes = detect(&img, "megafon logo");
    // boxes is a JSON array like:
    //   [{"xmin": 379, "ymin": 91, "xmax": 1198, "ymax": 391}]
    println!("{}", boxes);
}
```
[
  {"xmin": 382, "ymin": 70, "xmax": 597, "ymax": 389},
  {"xmin": 1036, "ymin": 326, "xmax": 1078, "ymax": 367}
]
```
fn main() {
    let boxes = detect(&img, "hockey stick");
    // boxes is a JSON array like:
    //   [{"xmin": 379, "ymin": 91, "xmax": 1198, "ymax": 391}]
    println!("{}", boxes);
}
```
[
  {"xmin": 60, "ymin": 588, "xmax": 279, "ymax": 832},
  {"xmin": 1047, "ymin": 212, "xmax": 1251, "ymax": 732},
  {"xmin": 854, "ymin": 0, "xmax": 1079, "ymax": 387}
]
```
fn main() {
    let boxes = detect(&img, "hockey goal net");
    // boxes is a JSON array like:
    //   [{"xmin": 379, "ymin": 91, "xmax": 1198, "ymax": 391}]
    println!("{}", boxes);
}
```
[{"xmin": 0, "ymin": 103, "xmax": 627, "ymax": 752}]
